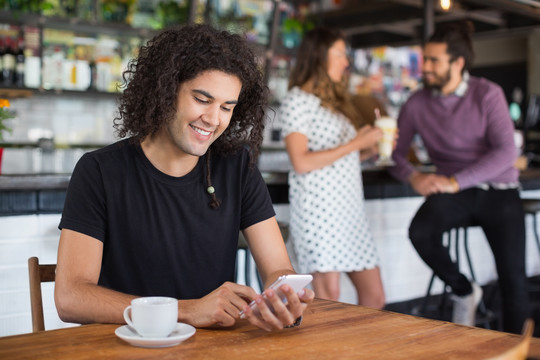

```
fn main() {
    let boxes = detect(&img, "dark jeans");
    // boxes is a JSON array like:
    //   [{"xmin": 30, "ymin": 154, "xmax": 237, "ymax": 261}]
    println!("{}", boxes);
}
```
[{"xmin": 409, "ymin": 188, "xmax": 529, "ymax": 334}]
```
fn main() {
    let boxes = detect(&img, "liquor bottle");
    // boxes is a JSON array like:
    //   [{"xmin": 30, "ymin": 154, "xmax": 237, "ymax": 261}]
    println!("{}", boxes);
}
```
[
  {"xmin": 41, "ymin": 45, "xmax": 54, "ymax": 90},
  {"xmin": 74, "ymin": 45, "xmax": 91, "ymax": 91},
  {"xmin": 42, "ymin": 45, "xmax": 65, "ymax": 90},
  {"xmin": 23, "ymin": 26, "xmax": 41, "ymax": 88},
  {"xmin": 87, "ymin": 59, "xmax": 97, "ymax": 91},
  {"xmin": 24, "ymin": 46, "xmax": 41, "ymax": 89},
  {"xmin": 51, "ymin": 46, "xmax": 65, "ymax": 90},
  {"xmin": 2, "ymin": 37, "xmax": 16, "ymax": 86},
  {"xmin": 62, "ymin": 47, "xmax": 77, "ymax": 90},
  {"xmin": 0, "ymin": 38, "xmax": 4, "ymax": 84},
  {"xmin": 15, "ymin": 36, "xmax": 25, "ymax": 87}
]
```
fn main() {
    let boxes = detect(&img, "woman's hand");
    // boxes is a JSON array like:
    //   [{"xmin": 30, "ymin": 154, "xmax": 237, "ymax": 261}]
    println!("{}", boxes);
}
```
[
  {"xmin": 351, "ymin": 125, "xmax": 383, "ymax": 151},
  {"xmin": 360, "ymin": 144, "xmax": 379, "ymax": 161}
]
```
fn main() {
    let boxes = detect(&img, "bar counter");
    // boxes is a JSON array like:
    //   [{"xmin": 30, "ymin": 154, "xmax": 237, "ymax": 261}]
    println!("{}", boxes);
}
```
[{"xmin": 3, "ymin": 167, "xmax": 540, "ymax": 215}]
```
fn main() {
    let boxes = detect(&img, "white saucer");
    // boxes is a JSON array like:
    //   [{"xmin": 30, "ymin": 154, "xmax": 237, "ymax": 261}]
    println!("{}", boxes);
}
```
[{"xmin": 115, "ymin": 323, "xmax": 196, "ymax": 348}]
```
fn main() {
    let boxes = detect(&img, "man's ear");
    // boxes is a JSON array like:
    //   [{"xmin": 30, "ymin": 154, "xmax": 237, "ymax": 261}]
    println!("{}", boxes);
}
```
[{"xmin": 452, "ymin": 56, "xmax": 465, "ymax": 74}]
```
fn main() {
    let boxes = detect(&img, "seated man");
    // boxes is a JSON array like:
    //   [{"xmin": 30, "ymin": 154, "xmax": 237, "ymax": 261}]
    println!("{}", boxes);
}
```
[
  {"xmin": 54, "ymin": 24, "xmax": 314, "ymax": 332},
  {"xmin": 389, "ymin": 21, "xmax": 529, "ymax": 334}
]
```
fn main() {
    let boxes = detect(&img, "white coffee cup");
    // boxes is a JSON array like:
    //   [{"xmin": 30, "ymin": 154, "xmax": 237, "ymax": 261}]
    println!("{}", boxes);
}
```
[
  {"xmin": 374, "ymin": 116, "xmax": 397, "ymax": 165},
  {"xmin": 123, "ymin": 296, "xmax": 178, "ymax": 338}
]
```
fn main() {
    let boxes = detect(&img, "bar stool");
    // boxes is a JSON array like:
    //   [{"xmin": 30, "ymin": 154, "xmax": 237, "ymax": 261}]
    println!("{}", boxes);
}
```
[
  {"xmin": 236, "ymin": 232, "xmax": 263, "ymax": 292},
  {"xmin": 235, "ymin": 222, "xmax": 289, "ymax": 292},
  {"xmin": 522, "ymin": 198, "xmax": 540, "ymax": 297},
  {"xmin": 522, "ymin": 198, "xmax": 540, "ymax": 254},
  {"xmin": 412, "ymin": 226, "xmax": 499, "ymax": 329}
]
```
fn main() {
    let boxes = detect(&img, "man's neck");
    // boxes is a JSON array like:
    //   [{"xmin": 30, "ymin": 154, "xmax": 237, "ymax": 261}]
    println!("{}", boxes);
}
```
[
  {"xmin": 440, "ymin": 72, "xmax": 463, "ymax": 96},
  {"xmin": 141, "ymin": 133, "xmax": 199, "ymax": 177}
]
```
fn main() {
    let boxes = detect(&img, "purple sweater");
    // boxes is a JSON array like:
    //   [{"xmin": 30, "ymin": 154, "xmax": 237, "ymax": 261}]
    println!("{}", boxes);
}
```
[{"xmin": 389, "ymin": 76, "xmax": 518, "ymax": 190}]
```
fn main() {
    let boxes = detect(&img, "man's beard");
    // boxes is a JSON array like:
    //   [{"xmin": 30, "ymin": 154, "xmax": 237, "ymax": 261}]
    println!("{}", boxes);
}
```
[{"xmin": 422, "ymin": 68, "xmax": 451, "ymax": 91}]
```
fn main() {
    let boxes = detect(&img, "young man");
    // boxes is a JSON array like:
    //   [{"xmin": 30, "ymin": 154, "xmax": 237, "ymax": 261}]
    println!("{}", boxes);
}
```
[
  {"xmin": 54, "ymin": 24, "xmax": 313, "ymax": 333},
  {"xmin": 389, "ymin": 22, "xmax": 529, "ymax": 334}
]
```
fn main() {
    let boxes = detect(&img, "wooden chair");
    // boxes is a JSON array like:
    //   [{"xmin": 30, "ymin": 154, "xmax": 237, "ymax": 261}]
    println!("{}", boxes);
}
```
[
  {"xmin": 28, "ymin": 256, "xmax": 57, "ymax": 332},
  {"xmin": 485, "ymin": 318, "xmax": 534, "ymax": 360}
]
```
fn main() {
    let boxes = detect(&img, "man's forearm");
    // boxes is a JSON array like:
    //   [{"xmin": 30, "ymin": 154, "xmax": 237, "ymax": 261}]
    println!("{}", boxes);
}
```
[
  {"xmin": 262, "ymin": 268, "xmax": 297, "ymax": 289},
  {"xmin": 55, "ymin": 281, "xmax": 136, "ymax": 325}
]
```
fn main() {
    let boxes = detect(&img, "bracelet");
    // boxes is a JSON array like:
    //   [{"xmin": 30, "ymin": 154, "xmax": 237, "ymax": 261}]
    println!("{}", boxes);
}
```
[
  {"xmin": 284, "ymin": 316, "xmax": 303, "ymax": 328},
  {"xmin": 449, "ymin": 176, "xmax": 460, "ymax": 192}
]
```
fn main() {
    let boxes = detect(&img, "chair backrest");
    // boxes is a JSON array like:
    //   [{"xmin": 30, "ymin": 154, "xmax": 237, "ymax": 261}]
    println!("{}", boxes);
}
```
[
  {"xmin": 28, "ymin": 256, "xmax": 57, "ymax": 332},
  {"xmin": 485, "ymin": 318, "xmax": 534, "ymax": 360}
]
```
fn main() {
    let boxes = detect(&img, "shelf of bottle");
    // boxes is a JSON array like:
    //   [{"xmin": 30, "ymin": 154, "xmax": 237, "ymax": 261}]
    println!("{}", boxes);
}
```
[
  {"xmin": 0, "ymin": 141, "xmax": 106, "ymax": 149},
  {"xmin": 0, "ymin": 86, "xmax": 121, "ymax": 99},
  {"xmin": 0, "ymin": 10, "xmax": 154, "ymax": 38},
  {"xmin": 0, "ymin": 88, "xmax": 33, "ymax": 99}
]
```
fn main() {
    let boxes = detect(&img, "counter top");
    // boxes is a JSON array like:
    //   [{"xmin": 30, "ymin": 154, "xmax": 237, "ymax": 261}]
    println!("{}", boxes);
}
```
[
  {"xmin": 517, "ymin": 168, "xmax": 540, "ymax": 190},
  {"xmin": 0, "ymin": 174, "xmax": 71, "ymax": 190},
  {"xmin": 3, "ymin": 168, "xmax": 540, "ymax": 190},
  {"xmin": 2, "ymin": 168, "xmax": 540, "ymax": 215}
]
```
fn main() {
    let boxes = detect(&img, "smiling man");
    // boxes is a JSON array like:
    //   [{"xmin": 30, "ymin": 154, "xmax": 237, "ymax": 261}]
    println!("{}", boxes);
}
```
[
  {"xmin": 389, "ymin": 21, "xmax": 529, "ymax": 334},
  {"xmin": 54, "ymin": 24, "xmax": 313, "ymax": 332}
]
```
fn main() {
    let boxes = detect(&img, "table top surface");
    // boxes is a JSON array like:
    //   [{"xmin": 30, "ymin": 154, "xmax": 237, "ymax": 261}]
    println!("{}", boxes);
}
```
[{"xmin": 1, "ymin": 299, "xmax": 539, "ymax": 360}]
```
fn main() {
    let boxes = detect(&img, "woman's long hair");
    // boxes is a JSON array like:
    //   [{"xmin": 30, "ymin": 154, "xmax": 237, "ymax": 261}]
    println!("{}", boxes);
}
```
[{"xmin": 288, "ymin": 27, "xmax": 360, "ymax": 127}]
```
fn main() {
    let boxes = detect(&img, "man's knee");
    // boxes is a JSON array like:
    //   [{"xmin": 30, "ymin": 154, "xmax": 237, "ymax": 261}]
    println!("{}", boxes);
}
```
[{"xmin": 409, "ymin": 218, "xmax": 432, "ymax": 248}]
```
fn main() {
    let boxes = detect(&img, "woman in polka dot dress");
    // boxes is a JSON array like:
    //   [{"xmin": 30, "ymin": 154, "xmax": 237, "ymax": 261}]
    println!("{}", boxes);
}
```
[{"xmin": 279, "ymin": 27, "xmax": 386, "ymax": 308}]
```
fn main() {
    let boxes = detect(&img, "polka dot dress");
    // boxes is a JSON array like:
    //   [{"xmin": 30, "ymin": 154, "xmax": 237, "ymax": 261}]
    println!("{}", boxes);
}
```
[{"xmin": 279, "ymin": 87, "xmax": 379, "ymax": 273}]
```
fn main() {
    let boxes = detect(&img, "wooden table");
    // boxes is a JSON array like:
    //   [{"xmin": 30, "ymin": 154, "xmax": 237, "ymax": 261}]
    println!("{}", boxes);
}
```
[{"xmin": 1, "ymin": 298, "xmax": 539, "ymax": 359}]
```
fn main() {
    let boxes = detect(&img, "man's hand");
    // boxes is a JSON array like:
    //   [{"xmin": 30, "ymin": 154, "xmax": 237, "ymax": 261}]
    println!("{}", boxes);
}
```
[
  {"xmin": 409, "ymin": 172, "xmax": 459, "ymax": 196},
  {"xmin": 179, "ymin": 282, "xmax": 257, "ymax": 328},
  {"xmin": 179, "ymin": 282, "xmax": 314, "ymax": 332},
  {"xmin": 240, "ymin": 284, "xmax": 315, "ymax": 332}
]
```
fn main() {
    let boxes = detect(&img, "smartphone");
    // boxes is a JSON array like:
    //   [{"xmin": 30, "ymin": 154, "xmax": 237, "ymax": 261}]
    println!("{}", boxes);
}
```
[{"xmin": 239, "ymin": 274, "xmax": 313, "ymax": 319}]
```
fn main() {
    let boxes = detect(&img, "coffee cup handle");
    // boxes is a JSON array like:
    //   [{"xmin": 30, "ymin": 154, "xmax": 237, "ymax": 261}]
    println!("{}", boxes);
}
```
[{"xmin": 123, "ymin": 305, "xmax": 134, "ymax": 327}]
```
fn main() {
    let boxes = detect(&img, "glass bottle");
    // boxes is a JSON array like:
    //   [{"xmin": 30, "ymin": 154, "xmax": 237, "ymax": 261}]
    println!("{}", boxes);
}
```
[
  {"xmin": 2, "ymin": 37, "xmax": 16, "ymax": 86},
  {"xmin": 0, "ymin": 38, "xmax": 5, "ymax": 85},
  {"xmin": 15, "ymin": 36, "xmax": 25, "ymax": 87}
]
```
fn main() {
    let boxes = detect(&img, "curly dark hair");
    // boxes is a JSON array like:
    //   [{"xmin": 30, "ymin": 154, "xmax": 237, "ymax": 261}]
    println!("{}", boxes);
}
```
[{"xmin": 114, "ymin": 23, "xmax": 268, "ymax": 165}]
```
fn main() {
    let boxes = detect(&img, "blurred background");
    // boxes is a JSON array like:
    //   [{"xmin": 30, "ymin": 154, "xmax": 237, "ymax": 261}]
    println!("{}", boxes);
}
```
[{"xmin": 1, "ymin": 0, "xmax": 540, "ymax": 336}]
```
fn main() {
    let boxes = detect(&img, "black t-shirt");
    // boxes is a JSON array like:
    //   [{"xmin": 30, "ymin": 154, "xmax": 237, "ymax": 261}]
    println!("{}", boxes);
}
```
[{"xmin": 59, "ymin": 139, "xmax": 275, "ymax": 299}]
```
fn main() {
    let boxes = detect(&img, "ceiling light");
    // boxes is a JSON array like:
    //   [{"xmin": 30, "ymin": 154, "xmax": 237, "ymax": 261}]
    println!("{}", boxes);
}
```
[{"xmin": 440, "ymin": 0, "xmax": 452, "ymax": 11}]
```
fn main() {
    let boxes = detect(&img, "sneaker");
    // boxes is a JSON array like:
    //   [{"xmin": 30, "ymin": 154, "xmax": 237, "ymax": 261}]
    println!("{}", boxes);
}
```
[{"xmin": 451, "ymin": 282, "xmax": 483, "ymax": 326}]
